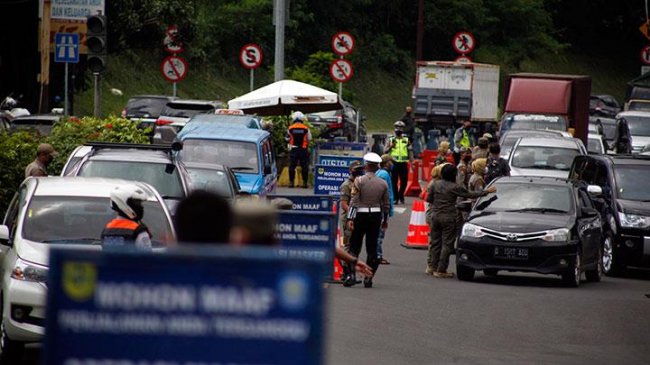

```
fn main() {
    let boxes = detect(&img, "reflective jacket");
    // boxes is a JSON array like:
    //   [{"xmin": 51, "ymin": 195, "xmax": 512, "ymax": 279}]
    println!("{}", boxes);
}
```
[
  {"xmin": 388, "ymin": 136, "xmax": 410, "ymax": 162},
  {"xmin": 101, "ymin": 218, "xmax": 150, "ymax": 245},
  {"xmin": 287, "ymin": 122, "xmax": 310, "ymax": 149}
]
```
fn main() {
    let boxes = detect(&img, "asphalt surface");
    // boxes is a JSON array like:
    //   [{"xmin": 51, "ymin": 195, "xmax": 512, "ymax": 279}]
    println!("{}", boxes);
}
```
[{"xmin": 23, "ymin": 188, "xmax": 650, "ymax": 364}]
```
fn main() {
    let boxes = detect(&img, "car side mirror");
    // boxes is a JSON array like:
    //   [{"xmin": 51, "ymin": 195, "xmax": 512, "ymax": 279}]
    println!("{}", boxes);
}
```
[
  {"xmin": 587, "ymin": 185, "xmax": 602, "ymax": 196},
  {"xmin": 456, "ymin": 200, "xmax": 473, "ymax": 212},
  {"xmin": 264, "ymin": 165, "xmax": 272, "ymax": 175},
  {"xmin": 581, "ymin": 207, "xmax": 600, "ymax": 218},
  {"xmin": 0, "ymin": 225, "xmax": 10, "ymax": 246}
]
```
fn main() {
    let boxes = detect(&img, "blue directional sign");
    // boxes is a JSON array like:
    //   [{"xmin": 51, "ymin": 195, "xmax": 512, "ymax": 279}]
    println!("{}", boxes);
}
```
[
  {"xmin": 318, "ymin": 154, "xmax": 362, "ymax": 167},
  {"xmin": 54, "ymin": 33, "xmax": 80, "ymax": 63},
  {"xmin": 44, "ymin": 247, "xmax": 324, "ymax": 365}
]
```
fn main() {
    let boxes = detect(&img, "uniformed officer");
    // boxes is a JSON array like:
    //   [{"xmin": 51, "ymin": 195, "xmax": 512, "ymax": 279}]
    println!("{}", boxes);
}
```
[
  {"xmin": 339, "ymin": 161, "xmax": 364, "ymax": 251},
  {"xmin": 384, "ymin": 121, "xmax": 413, "ymax": 204},
  {"xmin": 344, "ymin": 153, "xmax": 390, "ymax": 288},
  {"xmin": 101, "ymin": 185, "xmax": 152, "ymax": 250},
  {"xmin": 286, "ymin": 111, "xmax": 312, "ymax": 188}
]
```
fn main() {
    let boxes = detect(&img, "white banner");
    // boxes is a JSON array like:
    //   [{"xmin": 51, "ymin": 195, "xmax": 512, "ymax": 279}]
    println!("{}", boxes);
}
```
[{"xmin": 51, "ymin": 0, "xmax": 105, "ymax": 20}]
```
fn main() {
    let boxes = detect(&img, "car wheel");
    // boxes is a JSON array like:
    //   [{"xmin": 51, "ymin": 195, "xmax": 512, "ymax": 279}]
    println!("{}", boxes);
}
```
[
  {"xmin": 562, "ymin": 252, "xmax": 581, "ymax": 287},
  {"xmin": 456, "ymin": 264, "xmax": 475, "ymax": 281},
  {"xmin": 483, "ymin": 269, "xmax": 498, "ymax": 277},
  {"xmin": 603, "ymin": 233, "xmax": 626, "ymax": 276},
  {"xmin": 0, "ymin": 305, "xmax": 24, "ymax": 364},
  {"xmin": 585, "ymin": 246, "xmax": 602, "ymax": 283}
]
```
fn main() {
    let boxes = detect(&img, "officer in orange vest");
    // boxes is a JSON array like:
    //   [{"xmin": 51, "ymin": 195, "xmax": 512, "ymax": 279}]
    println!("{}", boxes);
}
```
[
  {"xmin": 286, "ymin": 111, "xmax": 312, "ymax": 188},
  {"xmin": 101, "ymin": 184, "xmax": 152, "ymax": 249}
]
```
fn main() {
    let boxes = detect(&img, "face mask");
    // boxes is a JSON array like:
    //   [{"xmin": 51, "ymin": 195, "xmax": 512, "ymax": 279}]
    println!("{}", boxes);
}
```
[
  {"xmin": 463, "ymin": 155, "xmax": 472, "ymax": 163},
  {"xmin": 395, "ymin": 130, "xmax": 403, "ymax": 137}
]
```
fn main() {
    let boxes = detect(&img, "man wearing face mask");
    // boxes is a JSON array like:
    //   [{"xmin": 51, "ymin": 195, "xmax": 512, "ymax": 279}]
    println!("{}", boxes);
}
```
[
  {"xmin": 25, "ymin": 143, "xmax": 59, "ymax": 178},
  {"xmin": 384, "ymin": 121, "xmax": 413, "ymax": 205},
  {"xmin": 456, "ymin": 148, "xmax": 473, "ymax": 189}
]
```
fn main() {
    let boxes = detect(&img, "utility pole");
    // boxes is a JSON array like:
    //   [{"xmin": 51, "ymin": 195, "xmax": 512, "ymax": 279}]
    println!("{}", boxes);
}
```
[
  {"xmin": 274, "ymin": 0, "xmax": 286, "ymax": 81},
  {"xmin": 416, "ymin": 0, "xmax": 424, "ymax": 61}
]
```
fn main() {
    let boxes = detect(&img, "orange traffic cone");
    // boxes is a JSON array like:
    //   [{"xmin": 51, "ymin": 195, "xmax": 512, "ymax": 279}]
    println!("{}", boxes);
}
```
[
  {"xmin": 332, "ymin": 258, "xmax": 344, "ymax": 282},
  {"xmin": 401, "ymin": 199, "xmax": 430, "ymax": 249},
  {"xmin": 404, "ymin": 160, "xmax": 423, "ymax": 197}
]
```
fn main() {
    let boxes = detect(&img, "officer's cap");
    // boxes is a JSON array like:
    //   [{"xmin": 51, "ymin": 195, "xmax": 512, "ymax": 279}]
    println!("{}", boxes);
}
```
[
  {"xmin": 349, "ymin": 160, "xmax": 363, "ymax": 171},
  {"xmin": 363, "ymin": 152, "xmax": 382, "ymax": 164}
]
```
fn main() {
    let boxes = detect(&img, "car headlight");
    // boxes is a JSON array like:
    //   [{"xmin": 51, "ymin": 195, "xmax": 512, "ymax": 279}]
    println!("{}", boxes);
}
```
[
  {"xmin": 11, "ymin": 258, "xmax": 48, "ymax": 283},
  {"xmin": 542, "ymin": 228, "xmax": 570, "ymax": 242},
  {"xmin": 461, "ymin": 223, "xmax": 485, "ymax": 239},
  {"xmin": 618, "ymin": 212, "xmax": 650, "ymax": 229}
]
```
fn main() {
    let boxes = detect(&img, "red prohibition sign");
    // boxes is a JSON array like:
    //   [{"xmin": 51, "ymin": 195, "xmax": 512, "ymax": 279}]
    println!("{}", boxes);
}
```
[
  {"xmin": 160, "ymin": 55, "xmax": 188, "ymax": 82},
  {"xmin": 641, "ymin": 45, "xmax": 650, "ymax": 65},
  {"xmin": 163, "ymin": 25, "xmax": 184, "ymax": 53},
  {"xmin": 452, "ymin": 31, "xmax": 475, "ymax": 54},
  {"xmin": 239, "ymin": 43, "xmax": 264, "ymax": 69},
  {"xmin": 329, "ymin": 59, "xmax": 353, "ymax": 83},
  {"xmin": 331, "ymin": 32, "xmax": 355, "ymax": 56}
]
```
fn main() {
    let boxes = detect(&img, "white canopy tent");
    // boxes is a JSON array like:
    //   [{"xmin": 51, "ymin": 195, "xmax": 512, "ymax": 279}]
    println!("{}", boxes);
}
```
[{"xmin": 227, "ymin": 80, "xmax": 342, "ymax": 115}]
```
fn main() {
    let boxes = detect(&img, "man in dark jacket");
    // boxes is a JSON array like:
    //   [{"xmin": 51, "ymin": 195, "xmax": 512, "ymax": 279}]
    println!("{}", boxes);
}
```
[
  {"xmin": 400, "ymin": 106, "xmax": 415, "ymax": 140},
  {"xmin": 612, "ymin": 117, "xmax": 632, "ymax": 154}
]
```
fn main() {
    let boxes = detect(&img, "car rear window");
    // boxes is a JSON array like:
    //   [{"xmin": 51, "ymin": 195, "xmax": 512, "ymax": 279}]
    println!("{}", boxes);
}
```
[
  {"xmin": 162, "ymin": 103, "xmax": 216, "ymax": 118},
  {"xmin": 624, "ymin": 116, "xmax": 650, "ymax": 137},
  {"xmin": 179, "ymin": 139, "xmax": 259, "ymax": 174},
  {"xmin": 187, "ymin": 167, "xmax": 234, "ymax": 198},
  {"xmin": 587, "ymin": 138, "xmax": 603, "ymax": 154},
  {"xmin": 126, "ymin": 98, "xmax": 170, "ymax": 118},
  {"xmin": 614, "ymin": 165, "xmax": 650, "ymax": 201},
  {"xmin": 511, "ymin": 146, "xmax": 580, "ymax": 170}
]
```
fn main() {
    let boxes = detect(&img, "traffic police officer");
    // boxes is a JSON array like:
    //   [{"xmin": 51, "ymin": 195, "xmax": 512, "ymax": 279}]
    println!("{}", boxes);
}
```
[
  {"xmin": 385, "ymin": 121, "xmax": 413, "ymax": 204},
  {"xmin": 339, "ymin": 161, "xmax": 364, "ymax": 251},
  {"xmin": 344, "ymin": 153, "xmax": 390, "ymax": 288},
  {"xmin": 101, "ymin": 185, "xmax": 152, "ymax": 250},
  {"xmin": 286, "ymin": 111, "xmax": 312, "ymax": 188}
]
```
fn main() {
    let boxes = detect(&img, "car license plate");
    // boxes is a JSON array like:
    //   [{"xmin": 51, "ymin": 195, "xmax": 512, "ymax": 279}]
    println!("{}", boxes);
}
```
[{"xmin": 494, "ymin": 246, "xmax": 528, "ymax": 260}]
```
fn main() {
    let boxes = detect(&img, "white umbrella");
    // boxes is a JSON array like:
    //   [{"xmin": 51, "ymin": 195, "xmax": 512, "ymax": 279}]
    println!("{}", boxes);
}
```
[{"xmin": 227, "ymin": 79, "xmax": 342, "ymax": 115}]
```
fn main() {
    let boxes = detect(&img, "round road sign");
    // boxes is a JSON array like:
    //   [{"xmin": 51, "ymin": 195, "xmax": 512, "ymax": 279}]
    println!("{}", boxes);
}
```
[
  {"xmin": 239, "ymin": 43, "xmax": 264, "ymax": 69},
  {"xmin": 163, "ymin": 25, "xmax": 184, "ymax": 53},
  {"xmin": 641, "ymin": 45, "xmax": 650, "ymax": 65},
  {"xmin": 331, "ymin": 32, "xmax": 355, "ymax": 56},
  {"xmin": 452, "ymin": 31, "xmax": 475, "ymax": 55},
  {"xmin": 329, "ymin": 59, "xmax": 353, "ymax": 83},
  {"xmin": 455, "ymin": 55, "xmax": 473, "ymax": 64},
  {"xmin": 160, "ymin": 55, "xmax": 188, "ymax": 83}
]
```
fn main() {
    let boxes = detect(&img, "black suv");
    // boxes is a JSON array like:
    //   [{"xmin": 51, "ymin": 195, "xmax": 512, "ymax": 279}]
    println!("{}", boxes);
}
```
[
  {"xmin": 570, "ymin": 154, "xmax": 650, "ymax": 275},
  {"xmin": 306, "ymin": 100, "xmax": 367, "ymax": 142},
  {"xmin": 456, "ymin": 176, "xmax": 604, "ymax": 287}
]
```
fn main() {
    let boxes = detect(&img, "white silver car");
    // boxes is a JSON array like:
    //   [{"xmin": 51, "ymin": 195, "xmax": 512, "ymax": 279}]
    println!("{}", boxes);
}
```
[
  {"xmin": 0, "ymin": 177, "xmax": 175, "ymax": 360},
  {"xmin": 508, "ymin": 137, "xmax": 587, "ymax": 179}
]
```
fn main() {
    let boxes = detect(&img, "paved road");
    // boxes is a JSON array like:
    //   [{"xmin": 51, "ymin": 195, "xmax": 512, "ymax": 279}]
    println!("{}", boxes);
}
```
[{"xmin": 24, "ymin": 189, "xmax": 650, "ymax": 364}]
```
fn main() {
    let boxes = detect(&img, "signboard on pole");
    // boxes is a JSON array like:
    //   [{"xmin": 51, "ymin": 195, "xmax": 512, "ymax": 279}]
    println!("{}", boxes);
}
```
[
  {"xmin": 454, "ymin": 55, "xmax": 472, "ymax": 64},
  {"xmin": 160, "ymin": 55, "xmax": 188, "ymax": 82},
  {"xmin": 163, "ymin": 25, "xmax": 184, "ymax": 53},
  {"xmin": 54, "ymin": 33, "xmax": 80, "ymax": 63},
  {"xmin": 640, "ymin": 45, "xmax": 650, "ymax": 65},
  {"xmin": 329, "ymin": 59, "xmax": 353, "ymax": 83},
  {"xmin": 51, "ymin": 0, "xmax": 105, "ymax": 20},
  {"xmin": 316, "ymin": 141, "xmax": 368, "ymax": 158},
  {"xmin": 269, "ymin": 195, "xmax": 337, "ymax": 213},
  {"xmin": 240, "ymin": 43, "xmax": 264, "ymax": 69},
  {"xmin": 44, "ymin": 248, "xmax": 325, "ymax": 365},
  {"xmin": 318, "ymin": 154, "xmax": 362, "ymax": 167},
  {"xmin": 313, "ymin": 165, "xmax": 349, "ymax": 196},
  {"xmin": 452, "ymin": 31, "xmax": 475, "ymax": 54},
  {"xmin": 331, "ymin": 31, "xmax": 355, "ymax": 56}
]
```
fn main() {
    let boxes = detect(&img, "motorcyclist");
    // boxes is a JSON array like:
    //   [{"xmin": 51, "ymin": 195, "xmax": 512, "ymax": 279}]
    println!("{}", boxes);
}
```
[{"xmin": 101, "ymin": 185, "xmax": 152, "ymax": 249}]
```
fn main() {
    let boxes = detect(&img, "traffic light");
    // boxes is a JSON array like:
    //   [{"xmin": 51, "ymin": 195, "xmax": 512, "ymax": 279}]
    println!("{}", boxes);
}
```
[{"xmin": 86, "ymin": 15, "xmax": 107, "ymax": 73}]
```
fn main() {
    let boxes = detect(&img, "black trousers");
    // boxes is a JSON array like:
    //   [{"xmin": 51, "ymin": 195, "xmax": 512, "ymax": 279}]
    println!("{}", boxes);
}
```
[
  {"xmin": 347, "ymin": 212, "xmax": 382, "ymax": 276},
  {"xmin": 289, "ymin": 148, "xmax": 309, "ymax": 185},
  {"xmin": 391, "ymin": 161, "xmax": 408, "ymax": 202}
]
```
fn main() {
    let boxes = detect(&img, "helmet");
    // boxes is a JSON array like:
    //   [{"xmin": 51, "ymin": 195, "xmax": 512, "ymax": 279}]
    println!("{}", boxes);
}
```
[
  {"xmin": 292, "ymin": 111, "xmax": 306, "ymax": 122},
  {"xmin": 394, "ymin": 121, "xmax": 406, "ymax": 129},
  {"xmin": 110, "ymin": 184, "xmax": 148, "ymax": 220}
]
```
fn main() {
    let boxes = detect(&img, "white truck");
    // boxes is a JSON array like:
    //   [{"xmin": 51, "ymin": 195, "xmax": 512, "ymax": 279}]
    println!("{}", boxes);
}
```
[{"xmin": 412, "ymin": 61, "xmax": 500, "ymax": 135}]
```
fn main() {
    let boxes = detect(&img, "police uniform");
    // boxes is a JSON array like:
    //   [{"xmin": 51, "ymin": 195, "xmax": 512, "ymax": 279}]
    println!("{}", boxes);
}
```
[
  {"xmin": 339, "ymin": 176, "xmax": 356, "ymax": 250},
  {"xmin": 345, "ymin": 153, "xmax": 390, "ymax": 287},
  {"xmin": 287, "ymin": 116, "xmax": 312, "ymax": 188},
  {"xmin": 386, "ymin": 133, "xmax": 411, "ymax": 204}
]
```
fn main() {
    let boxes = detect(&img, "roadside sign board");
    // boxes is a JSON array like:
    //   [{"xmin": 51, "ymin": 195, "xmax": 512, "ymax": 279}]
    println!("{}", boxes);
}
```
[
  {"xmin": 269, "ymin": 194, "xmax": 337, "ymax": 213},
  {"xmin": 163, "ymin": 25, "xmax": 184, "ymax": 53},
  {"xmin": 51, "ymin": 0, "xmax": 105, "ymax": 20},
  {"xmin": 316, "ymin": 141, "xmax": 368, "ymax": 158},
  {"xmin": 44, "ymin": 248, "xmax": 325, "ymax": 364},
  {"xmin": 331, "ymin": 31, "xmax": 355, "ymax": 56},
  {"xmin": 641, "ymin": 45, "xmax": 650, "ymax": 65},
  {"xmin": 452, "ymin": 31, "xmax": 475, "ymax": 54},
  {"xmin": 160, "ymin": 55, "xmax": 188, "ymax": 82},
  {"xmin": 330, "ymin": 59, "xmax": 354, "ymax": 83},
  {"xmin": 54, "ymin": 33, "xmax": 79, "ymax": 63},
  {"xmin": 240, "ymin": 43, "xmax": 264, "ymax": 69},
  {"xmin": 318, "ymin": 154, "xmax": 362, "ymax": 167},
  {"xmin": 455, "ymin": 55, "xmax": 472, "ymax": 64},
  {"xmin": 313, "ymin": 164, "xmax": 349, "ymax": 196}
]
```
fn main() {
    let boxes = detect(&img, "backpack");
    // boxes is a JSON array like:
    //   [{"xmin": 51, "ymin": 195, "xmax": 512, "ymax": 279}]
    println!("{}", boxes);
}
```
[{"xmin": 484, "ymin": 157, "xmax": 505, "ymax": 184}]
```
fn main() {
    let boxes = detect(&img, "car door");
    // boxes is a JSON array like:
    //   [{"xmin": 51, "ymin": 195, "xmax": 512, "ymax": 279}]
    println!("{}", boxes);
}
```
[
  {"xmin": 577, "ymin": 188, "xmax": 602, "ymax": 267},
  {"xmin": 0, "ymin": 185, "xmax": 28, "ymax": 279}
]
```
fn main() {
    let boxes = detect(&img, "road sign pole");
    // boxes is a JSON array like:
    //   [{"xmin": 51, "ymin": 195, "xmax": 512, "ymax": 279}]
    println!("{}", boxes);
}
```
[
  {"xmin": 172, "ymin": 82, "xmax": 177, "ymax": 97},
  {"xmin": 338, "ymin": 55, "xmax": 343, "ymax": 98},
  {"xmin": 93, "ymin": 72, "xmax": 101, "ymax": 117},
  {"xmin": 250, "ymin": 69, "xmax": 255, "ymax": 91},
  {"xmin": 274, "ymin": 0, "xmax": 286, "ymax": 81},
  {"xmin": 64, "ymin": 63, "xmax": 69, "ymax": 116}
]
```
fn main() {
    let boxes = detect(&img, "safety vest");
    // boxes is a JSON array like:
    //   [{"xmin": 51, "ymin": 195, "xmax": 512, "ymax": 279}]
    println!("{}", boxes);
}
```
[
  {"xmin": 389, "ymin": 136, "xmax": 409, "ymax": 162},
  {"xmin": 459, "ymin": 129, "xmax": 471, "ymax": 148},
  {"xmin": 288, "ymin": 122, "xmax": 309, "ymax": 149},
  {"xmin": 101, "ymin": 218, "xmax": 149, "ymax": 245}
]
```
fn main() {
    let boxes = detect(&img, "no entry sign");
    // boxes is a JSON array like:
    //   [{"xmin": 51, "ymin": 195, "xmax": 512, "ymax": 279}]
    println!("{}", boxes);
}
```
[
  {"xmin": 163, "ymin": 25, "xmax": 184, "ymax": 53},
  {"xmin": 331, "ymin": 32, "xmax": 355, "ymax": 56},
  {"xmin": 329, "ymin": 59, "xmax": 353, "ymax": 83},
  {"xmin": 641, "ymin": 45, "xmax": 650, "ymax": 65},
  {"xmin": 160, "ymin": 55, "xmax": 188, "ymax": 82},
  {"xmin": 452, "ymin": 31, "xmax": 475, "ymax": 55},
  {"xmin": 240, "ymin": 43, "xmax": 264, "ymax": 69}
]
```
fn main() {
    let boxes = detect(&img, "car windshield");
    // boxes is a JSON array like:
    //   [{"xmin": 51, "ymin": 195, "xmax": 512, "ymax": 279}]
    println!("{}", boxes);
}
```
[
  {"xmin": 475, "ymin": 183, "xmax": 572, "ymax": 213},
  {"xmin": 587, "ymin": 138, "xmax": 603, "ymax": 154},
  {"xmin": 161, "ymin": 103, "xmax": 215, "ymax": 118},
  {"xmin": 623, "ymin": 116, "xmax": 650, "ymax": 137},
  {"xmin": 22, "ymin": 196, "xmax": 174, "ymax": 246},
  {"xmin": 614, "ymin": 165, "xmax": 650, "ymax": 201},
  {"xmin": 126, "ymin": 98, "xmax": 170, "ymax": 118},
  {"xmin": 627, "ymin": 102, "xmax": 650, "ymax": 112},
  {"xmin": 187, "ymin": 167, "xmax": 234, "ymax": 198},
  {"xmin": 78, "ymin": 161, "xmax": 185, "ymax": 199},
  {"xmin": 511, "ymin": 145, "xmax": 579, "ymax": 170},
  {"xmin": 504, "ymin": 114, "xmax": 568, "ymax": 132},
  {"xmin": 178, "ymin": 139, "xmax": 259, "ymax": 174}
]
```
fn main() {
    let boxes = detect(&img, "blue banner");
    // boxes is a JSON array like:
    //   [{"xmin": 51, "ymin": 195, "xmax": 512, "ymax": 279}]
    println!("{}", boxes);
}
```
[
  {"xmin": 276, "ymin": 211, "xmax": 337, "ymax": 280},
  {"xmin": 44, "ymin": 248, "xmax": 324, "ymax": 365},
  {"xmin": 313, "ymin": 164, "xmax": 349, "ymax": 196},
  {"xmin": 316, "ymin": 141, "xmax": 367, "ymax": 158},
  {"xmin": 318, "ymin": 154, "xmax": 362, "ymax": 167},
  {"xmin": 269, "ymin": 194, "xmax": 337, "ymax": 213}
]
